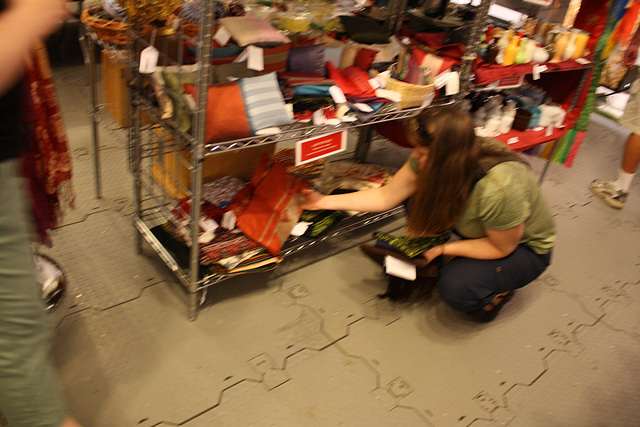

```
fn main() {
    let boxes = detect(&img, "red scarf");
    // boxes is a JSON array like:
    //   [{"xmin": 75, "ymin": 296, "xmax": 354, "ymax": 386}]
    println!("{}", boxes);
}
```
[{"xmin": 22, "ymin": 43, "xmax": 75, "ymax": 246}]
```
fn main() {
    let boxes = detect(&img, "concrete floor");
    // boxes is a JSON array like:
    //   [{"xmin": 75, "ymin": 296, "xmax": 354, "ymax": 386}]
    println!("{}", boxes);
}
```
[{"xmin": 37, "ymin": 49, "xmax": 640, "ymax": 426}]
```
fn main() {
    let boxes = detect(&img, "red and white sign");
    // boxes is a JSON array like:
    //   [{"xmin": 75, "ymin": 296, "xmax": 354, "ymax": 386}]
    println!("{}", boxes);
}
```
[{"xmin": 295, "ymin": 131, "xmax": 347, "ymax": 166}]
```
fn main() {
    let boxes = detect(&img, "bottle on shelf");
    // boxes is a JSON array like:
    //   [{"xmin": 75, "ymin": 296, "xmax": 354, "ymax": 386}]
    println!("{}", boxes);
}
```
[
  {"xmin": 503, "ymin": 36, "xmax": 521, "ymax": 66},
  {"xmin": 523, "ymin": 18, "xmax": 537, "ymax": 38},
  {"xmin": 572, "ymin": 30, "xmax": 590, "ymax": 59},
  {"xmin": 562, "ymin": 29, "xmax": 578, "ymax": 61},
  {"xmin": 514, "ymin": 37, "xmax": 529, "ymax": 64},
  {"xmin": 550, "ymin": 31, "xmax": 569, "ymax": 62}
]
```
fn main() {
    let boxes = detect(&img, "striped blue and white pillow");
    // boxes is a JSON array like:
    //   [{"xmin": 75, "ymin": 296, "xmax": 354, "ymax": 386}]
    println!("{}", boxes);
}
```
[{"xmin": 238, "ymin": 73, "xmax": 292, "ymax": 133}]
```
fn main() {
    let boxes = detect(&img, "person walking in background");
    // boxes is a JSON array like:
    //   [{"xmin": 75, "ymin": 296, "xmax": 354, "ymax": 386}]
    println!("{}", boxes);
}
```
[
  {"xmin": 0, "ymin": 0, "xmax": 81, "ymax": 425},
  {"xmin": 591, "ymin": 23, "xmax": 640, "ymax": 209}
]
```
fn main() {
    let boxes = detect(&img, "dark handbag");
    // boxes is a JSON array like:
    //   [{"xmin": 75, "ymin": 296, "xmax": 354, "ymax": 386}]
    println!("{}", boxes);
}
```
[{"xmin": 359, "ymin": 243, "xmax": 442, "ymax": 302}]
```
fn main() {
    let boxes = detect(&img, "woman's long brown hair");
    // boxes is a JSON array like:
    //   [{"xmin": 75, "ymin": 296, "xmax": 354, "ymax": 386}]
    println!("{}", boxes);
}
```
[{"xmin": 405, "ymin": 106, "xmax": 526, "ymax": 237}]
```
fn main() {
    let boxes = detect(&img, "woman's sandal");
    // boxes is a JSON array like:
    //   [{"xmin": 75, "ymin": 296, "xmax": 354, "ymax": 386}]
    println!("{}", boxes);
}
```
[{"xmin": 470, "ymin": 291, "xmax": 514, "ymax": 323}]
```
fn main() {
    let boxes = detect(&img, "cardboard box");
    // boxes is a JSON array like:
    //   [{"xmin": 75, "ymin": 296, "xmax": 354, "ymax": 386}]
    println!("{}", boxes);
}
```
[
  {"xmin": 150, "ymin": 128, "xmax": 275, "ymax": 199},
  {"xmin": 101, "ymin": 49, "xmax": 131, "ymax": 127}
]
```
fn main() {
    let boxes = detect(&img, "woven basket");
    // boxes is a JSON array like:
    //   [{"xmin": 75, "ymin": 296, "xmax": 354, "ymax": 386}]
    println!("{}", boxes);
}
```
[
  {"xmin": 386, "ymin": 76, "xmax": 435, "ymax": 109},
  {"xmin": 81, "ymin": 7, "xmax": 151, "ymax": 46}
]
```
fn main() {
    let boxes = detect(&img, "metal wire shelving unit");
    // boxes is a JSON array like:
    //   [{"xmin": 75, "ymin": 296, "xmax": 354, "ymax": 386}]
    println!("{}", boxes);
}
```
[{"xmin": 83, "ymin": 0, "xmax": 485, "ymax": 320}]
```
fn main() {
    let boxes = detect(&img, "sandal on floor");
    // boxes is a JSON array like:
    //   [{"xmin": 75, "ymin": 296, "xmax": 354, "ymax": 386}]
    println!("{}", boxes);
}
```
[{"xmin": 469, "ymin": 291, "xmax": 514, "ymax": 323}]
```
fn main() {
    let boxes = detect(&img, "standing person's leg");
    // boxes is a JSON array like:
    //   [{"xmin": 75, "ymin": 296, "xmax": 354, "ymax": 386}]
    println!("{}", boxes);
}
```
[
  {"xmin": 0, "ymin": 159, "xmax": 69, "ymax": 427},
  {"xmin": 621, "ymin": 132, "xmax": 640, "ymax": 175},
  {"xmin": 590, "ymin": 133, "xmax": 640, "ymax": 209},
  {"xmin": 591, "ymin": 76, "xmax": 640, "ymax": 209},
  {"xmin": 437, "ymin": 244, "xmax": 551, "ymax": 321}
]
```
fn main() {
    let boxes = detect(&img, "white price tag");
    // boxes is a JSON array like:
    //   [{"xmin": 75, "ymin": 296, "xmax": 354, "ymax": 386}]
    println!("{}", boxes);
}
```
[
  {"xmin": 507, "ymin": 137, "xmax": 519, "ymax": 144},
  {"xmin": 434, "ymin": 71, "xmax": 451, "ymax": 89},
  {"xmin": 214, "ymin": 26, "xmax": 232, "ymax": 46},
  {"xmin": 532, "ymin": 64, "xmax": 548, "ymax": 80},
  {"xmin": 198, "ymin": 229, "xmax": 216, "ymax": 244},
  {"xmin": 353, "ymin": 103, "xmax": 374, "ymax": 112},
  {"xmin": 445, "ymin": 71, "xmax": 460, "ymax": 95},
  {"xmin": 329, "ymin": 85, "xmax": 347, "ymax": 104},
  {"xmin": 375, "ymin": 88, "xmax": 401, "ymax": 103},
  {"xmin": 183, "ymin": 93, "xmax": 196, "ymax": 111},
  {"xmin": 246, "ymin": 45, "xmax": 264, "ymax": 71},
  {"xmin": 199, "ymin": 218, "xmax": 219, "ymax": 232},
  {"xmin": 221, "ymin": 211, "xmax": 236, "ymax": 230},
  {"xmin": 385, "ymin": 255, "xmax": 416, "ymax": 281},
  {"xmin": 290, "ymin": 221, "xmax": 311, "ymax": 237},
  {"xmin": 139, "ymin": 46, "xmax": 159, "ymax": 74},
  {"xmin": 545, "ymin": 124, "xmax": 553, "ymax": 137},
  {"xmin": 312, "ymin": 109, "xmax": 326, "ymax": 125},
  {"xmin": 575, "ymin": 57, "xmax": 591, "ymax": 65}
]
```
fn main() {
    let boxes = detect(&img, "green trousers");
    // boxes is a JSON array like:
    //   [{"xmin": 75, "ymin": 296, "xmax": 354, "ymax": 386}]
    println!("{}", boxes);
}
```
[{"xmin": 0, "ymin": 159, "xmax": 66, "ymax": 426}]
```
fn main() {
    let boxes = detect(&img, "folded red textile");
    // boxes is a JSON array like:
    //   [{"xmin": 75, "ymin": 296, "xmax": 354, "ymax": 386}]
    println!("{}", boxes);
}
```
[
  {"xmin": 234, "ymin": 155, "xmax": 309, "ymax": 255},
  {"xmin": 473, "ymin": 57, "xmax": 589, "ymax": 86}
]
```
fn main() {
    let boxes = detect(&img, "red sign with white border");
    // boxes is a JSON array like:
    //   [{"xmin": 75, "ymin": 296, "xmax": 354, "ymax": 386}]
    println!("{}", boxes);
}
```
[{"xmin": 295, "ymin": 131, "xmax": 347, "ymax": 166}]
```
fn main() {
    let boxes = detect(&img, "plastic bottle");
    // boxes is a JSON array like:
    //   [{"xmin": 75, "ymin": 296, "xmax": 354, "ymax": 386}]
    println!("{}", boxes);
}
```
[
  {"xmin": 572, "ymin": 30, "xmax": 590, "ymax": 59},
  {"xmin": 503, "ymin": 36, "xmax": 520, "ymax": 66},
  {"xmin": 562, "ymin": 30, "xmax": 578, "ymax": 61},
  {"xmin": 515, "ymin": 38, "xmax": 528, "ymax": 64},
  {"xmin": 550, "ymin": 32, "xmax": 569, "ymax": 62}
]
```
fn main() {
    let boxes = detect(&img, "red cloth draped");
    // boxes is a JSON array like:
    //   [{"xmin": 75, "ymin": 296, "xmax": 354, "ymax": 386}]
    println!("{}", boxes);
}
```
[{"xmin": 21, "ymin": 43, "xmax": 74, "ymax": 246}]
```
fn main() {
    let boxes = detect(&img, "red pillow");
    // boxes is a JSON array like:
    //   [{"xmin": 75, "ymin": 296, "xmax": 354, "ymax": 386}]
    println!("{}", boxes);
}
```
[
  {"xmin": 354, "ymin": 47, "xmax": 378, "ymax": 70},
  {"xmin": 182, "ymin": 82, "xmax": 251, "ymax": 143},
  {"xmin": 235, "ymin": 155, "xmax": 309, "ymax": 255}
]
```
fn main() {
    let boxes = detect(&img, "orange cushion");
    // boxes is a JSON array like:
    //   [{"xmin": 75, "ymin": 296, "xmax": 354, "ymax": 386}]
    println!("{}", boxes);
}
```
[
  {"xmin": 182, "ymin": 82, "xmax": 251, "ymax": 143},
  {"xmin": 235, "ymin": 155, "xmax": 308, "ymax": 255}
]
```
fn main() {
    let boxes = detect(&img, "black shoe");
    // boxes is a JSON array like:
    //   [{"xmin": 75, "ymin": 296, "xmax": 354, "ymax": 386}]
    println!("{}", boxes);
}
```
[{"xmin": 469, "ymin": 291, "xmax": 514, "ymax": 323}]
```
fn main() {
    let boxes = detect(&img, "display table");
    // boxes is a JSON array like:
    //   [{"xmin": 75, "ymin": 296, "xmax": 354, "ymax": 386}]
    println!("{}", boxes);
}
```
[{"xmin": 494, "ymin": 123, "xmax": 570, "ymax": 152}]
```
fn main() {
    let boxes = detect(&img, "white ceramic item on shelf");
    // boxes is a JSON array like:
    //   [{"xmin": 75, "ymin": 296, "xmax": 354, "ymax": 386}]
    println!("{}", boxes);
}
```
[
  {"xmin": 531, "ymin": 45, "xmax": 550, "ymax": 63},
  {"xmin": 102, "ymin": 0, "xmax": 126, "ymax": 19},
  {"xmin": 484, "ymin": 114, "xmax": 502, "ymax": 135},
  {"xmin": 538, "ymin": 104, "xmax": 566, "ymax": 127}
]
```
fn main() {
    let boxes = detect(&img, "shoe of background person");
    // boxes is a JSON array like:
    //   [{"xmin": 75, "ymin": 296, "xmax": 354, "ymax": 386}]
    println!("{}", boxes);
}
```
[{"xmin": 590, "ymin": 179, "xmax": 629, "ymax": 209}]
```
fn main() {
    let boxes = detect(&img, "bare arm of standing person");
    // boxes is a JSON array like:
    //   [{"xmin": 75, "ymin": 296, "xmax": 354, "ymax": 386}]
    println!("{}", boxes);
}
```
[
  {"xmin": 0, "ymin": 0, "xmax": 69, "ymax": 94},
  {"xmin": 301, "ymin": 160, "xmax": 419, "ymax": 212}
]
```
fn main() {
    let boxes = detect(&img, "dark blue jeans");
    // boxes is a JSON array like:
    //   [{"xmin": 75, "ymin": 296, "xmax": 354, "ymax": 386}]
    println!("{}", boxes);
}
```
[{"xmin": 437, "ymin": 244, "xmax": 552, "ymax": 312}]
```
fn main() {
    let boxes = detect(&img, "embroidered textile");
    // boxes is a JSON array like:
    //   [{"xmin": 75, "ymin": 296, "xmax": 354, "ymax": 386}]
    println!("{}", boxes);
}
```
[
  {"xmin": 202, "ymin": 176, "xmax": 247, "ymax": 208},
  {"xmin": 373, "ymin": 232, "xmax": 450, "ymax": 259},
  {"xmin": 22, "ymin": 42, "xmax": 75, "ymax": 245},
  {"xmin": 200, "ymin": 228, "xmax": 261, "ymax": 264}
]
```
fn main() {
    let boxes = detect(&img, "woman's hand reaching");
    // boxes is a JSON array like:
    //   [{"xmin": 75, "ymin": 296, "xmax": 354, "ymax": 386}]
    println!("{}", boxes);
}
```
[
  {"xmin": 300, "ymin": 188, "xmax": 325, "ymax": 211},
  {"xmin": 423, "ymin": 244, "xmax": 444, "ymax": 264}
]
